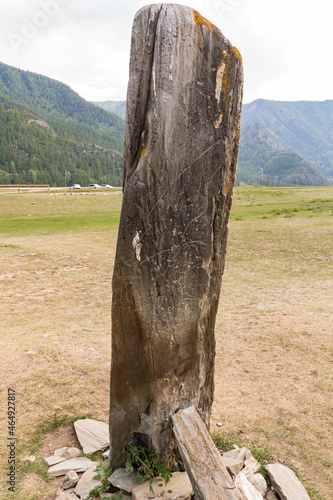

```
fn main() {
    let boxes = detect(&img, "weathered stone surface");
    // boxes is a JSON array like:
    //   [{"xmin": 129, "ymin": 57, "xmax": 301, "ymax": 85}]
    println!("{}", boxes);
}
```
[
  {"xmin": 74, "ymin": 465, "xmax": 101, "ymax": 500},
  {"xmin": 222, "ymin": 456, "xmax": 245, "ymax": 476},
  {"xmin": 44, "ymin": 455, "xmax": 66, "ymax": 467},
  {"xmin": 223, "ymin": 448, "xmax": 247, "ymax": 462},
  {"xmin": 265, "ymin": 464, "xmax": 311, "ymax": 500},
  {"xmin": 265, "ymin": 490, "xmax": 279, "ymax": 500},
  {"xmin": 172, "ymin": 406, "xmax": 242, "ymax": 499},
  {"xmin": 61, "ymin": 470, "xmax": 80, "ymax": 490},
  {"xmin": 55, "ymin": 490, "xmax": 79, "ymax": 500},
  {"xmin": 108, "ymin": 468, "xmax": 138, "ymax": 493},
  {"xmin": 109, "ymin": 3, "xmax": 243, "ymax": 469},
  {"xmin": 132, "ymin": 472, "xmax": 193, "ymax": 500},
  {"xmin": 48, "ymin": 457, "xmax": 98, "ymax": 477},
  {"xmin": 74, "ymin": 419, "xmax": 109, "ymax": 454},
  {"xmin": 55, "ymin": 447, "xmax": 81, "ymax": 460},
  {"xmin": 242, "ymin": 450, "xmax": 260, "ymax": 477},
  {"xmin": 235, "ymin": 472, "xmax": 263, "ymax": 500},
  {"xmin": 248, "ymin": 473, "xmax": 268, "ymax": 497}
]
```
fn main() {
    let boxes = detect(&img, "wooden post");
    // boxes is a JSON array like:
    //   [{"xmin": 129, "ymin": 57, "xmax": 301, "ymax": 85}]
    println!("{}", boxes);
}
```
[
  {"xmin": 172, "ymin": 407, "xmax": 243, "ymax": 500},
  {"xmin": 18, "ymin": 185, "xmax": 20, "ymax": 195}
]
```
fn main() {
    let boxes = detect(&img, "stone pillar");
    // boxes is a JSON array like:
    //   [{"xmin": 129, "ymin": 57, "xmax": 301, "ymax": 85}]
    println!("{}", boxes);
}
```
[{"xmin": 109, "ymin": 3, "xmax": 243, "ymax": 469}]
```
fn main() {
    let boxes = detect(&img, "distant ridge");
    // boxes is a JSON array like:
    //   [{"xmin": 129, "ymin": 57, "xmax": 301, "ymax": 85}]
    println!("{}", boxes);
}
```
[
  {"xmin": 238, "ymin": 99, "xmax": 333, "ymax": 186},
  {"xmin": 92, "ymin": 100, "xmax": 126, "ymax": 120}
]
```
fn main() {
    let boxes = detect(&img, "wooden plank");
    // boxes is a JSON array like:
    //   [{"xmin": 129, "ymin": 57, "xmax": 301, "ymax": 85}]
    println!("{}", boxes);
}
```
[{"xmin": 172, "ymin": 407, "xmax": 244, "ymax": 500}]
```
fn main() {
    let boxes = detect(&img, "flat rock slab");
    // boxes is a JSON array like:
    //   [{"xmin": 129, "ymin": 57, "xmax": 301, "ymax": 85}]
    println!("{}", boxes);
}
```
[
  {"xmin": 108, "ymin": 468, "xmax": 138, "ymax": 493},
  {"xmin": 74, "ymin": 419, "xmax": 109, "ymax": 454},
  {"xmin": 74, "ymin": 465, "xmax": 101, "ymax": 500},
  {"xmin": 48, "ymin": 457, "xmax": 98, "ymax": 477},
  {"xmin": 265, "ymin": 464, "xmax": 311, "ymax": 500},
  {"xmin": 132, "ymin": 472, "xmax": 193, "ymax": 500},
  {"xmin": 172, "ymin": 406, "xmax": 242, "ymax": 500},
  {"xmin": 44, "ymin": 455, "xmax": 66, "ymax": 467}
]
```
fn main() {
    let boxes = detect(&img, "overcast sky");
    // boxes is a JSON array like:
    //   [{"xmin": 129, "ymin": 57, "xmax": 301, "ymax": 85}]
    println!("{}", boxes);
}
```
[{"xmin": 0, "ymin": 0, "xmax": 332, "ymax": 104}]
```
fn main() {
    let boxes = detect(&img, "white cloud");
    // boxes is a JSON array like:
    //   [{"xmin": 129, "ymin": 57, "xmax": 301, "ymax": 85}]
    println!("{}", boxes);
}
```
[{"xmin": 0, "ymin": 0, "xmax": 332, "ymax": 104}]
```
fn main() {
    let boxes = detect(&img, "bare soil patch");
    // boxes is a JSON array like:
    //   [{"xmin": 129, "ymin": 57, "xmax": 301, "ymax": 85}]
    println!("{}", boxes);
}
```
[{"xmin": 0, "ymin": 188, "xmax": 332, "ymax": 499}]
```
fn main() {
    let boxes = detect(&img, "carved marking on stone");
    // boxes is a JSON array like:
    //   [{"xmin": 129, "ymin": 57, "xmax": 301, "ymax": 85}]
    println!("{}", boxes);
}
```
[{"xmin": 132, "ymin": 231, "xmax": 142, "ymax": 261}]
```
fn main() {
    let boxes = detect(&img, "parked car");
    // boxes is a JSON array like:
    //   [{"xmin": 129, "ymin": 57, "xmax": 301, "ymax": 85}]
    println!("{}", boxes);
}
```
[
  {"xmin": 88, "ymin": 184, "xmax": 101, "ymax": 189},
  {"xmin": 100, "ymin": 184, "xmax": 113, "ymax": 189},
  {"xmin": 69, "ymin": 184, "xmax": 81, "ymax": 189}
]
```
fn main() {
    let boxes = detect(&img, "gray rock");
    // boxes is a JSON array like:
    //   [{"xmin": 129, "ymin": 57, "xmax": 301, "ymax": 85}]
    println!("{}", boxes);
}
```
[
  {"xmin": 108, "ymin": 468, "xmax": 138, "ymax": 493},
  {"xmin": 74, "ymin": 419, "xmax": 109, "ymax": 454},
  {"xmin": 248, "ymin": 473, "xmax": 268, "ymax": 497},
  {"xmin": 74, "ymin": 465, "xmax": 101, "ymax": 500},
  {"xmin": 61, "ymin": 470, "xmax": 79, "ymax": 490},
  {"xmin": 109, "ymin": 2, "xmax": 243, "ymax": 470},
  {"xmin": 265, "ymin": 464, "xmax": 311, "ymax": 500},
  {"xmin": 55, "ymin": 490, "xmax": 79, "ymax": 500},
  {"xmin": 44, "ymin": 455, "xmax": 66, "ymax": 467},
  {"xmin": 223, "ymin": 447, "xmax": 247, "ymax": 461},
  {"xmin": 222, "ymin": 456, "xmax": 245, "ymax": 476},
  {"xmin": 48, "ymin": 457, "xmax": 98, "ymax": 477},
  {"xmin": 55, "ymin": 447, "xmax": 81, "ymax": 460},
  {"xmin": 235, "ymin": 472, "xmax": 264, "ymax": 500},
  {"xmin": 132, "ymin": 472, "xmax": 193, "ymax": 500},
  {"xmin": 265, "ymin": 490, "xmax": 279, "ymax": 500}
]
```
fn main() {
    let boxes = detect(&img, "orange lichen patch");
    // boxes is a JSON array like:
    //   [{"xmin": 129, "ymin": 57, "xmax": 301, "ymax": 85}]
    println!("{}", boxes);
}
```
[
  {"xmin": 223, "ymin": 173, "xmax": 235, "ymax": 196},
  {"xmin": 141, "ymin": 148, "xmax": 146, "ymax": 158},
  {"xmin": 231, "ymin": 46, "xmax": 243, "ymax": 65},
  {"xmin": 193, "ymin": 9, "xmax": 222, "ymax": 41},
  {"xmin": 193, "ymin": 10, "xmax": 216, "ymax": 30}
]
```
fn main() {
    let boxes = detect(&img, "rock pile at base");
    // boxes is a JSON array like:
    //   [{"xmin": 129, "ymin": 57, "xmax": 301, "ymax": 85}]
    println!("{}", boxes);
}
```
[{"xmin": 45, "ymin": 417, "xmax": 311, "ymax": 500}]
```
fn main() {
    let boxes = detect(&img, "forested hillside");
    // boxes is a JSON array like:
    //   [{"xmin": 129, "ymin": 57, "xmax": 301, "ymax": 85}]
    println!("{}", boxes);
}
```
[
  {"xmin": 238, "ymin": 99, "xmax": 333, "ymax": 186},
  {"xmin": 0, "ymin": 62, "xmax": 124, "ymax": 186}
]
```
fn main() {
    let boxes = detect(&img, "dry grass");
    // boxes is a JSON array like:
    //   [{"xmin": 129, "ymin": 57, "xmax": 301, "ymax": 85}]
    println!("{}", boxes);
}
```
[{"xmin": 0, "ymin": 187, "xmax": 332, "ymax": 499}]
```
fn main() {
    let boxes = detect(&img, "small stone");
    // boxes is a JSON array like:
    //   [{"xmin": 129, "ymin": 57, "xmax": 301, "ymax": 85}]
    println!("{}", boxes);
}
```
[
  {"xmin": 61, "ymin": 470, "xmax": 79, "ymax": 490},
  {"xmin": 48, "ymin": 457, "xmax": 98, "ymax": 477},
  {"xmin": 55, "ymin": 490, "xmax": 79, "ymax": 500},
  {"xmin": 242, "ymin": 450, "xmax": 261, "ymax": 477},
  {"xmin": 222, "ymin": 456, "xmax": 244, "ymax": 476},
  {"xmin": 132, "ymin": 472, "xmax": 193, "ymax": 500},
  {"xmin": 74, "ymin": 465, "xmax": 101, "ymax": 500},
  {"xmin": 22, "ymin": 455, "xmax": 36, "ymax": 462},
  {"xmin": 55, "ymin": 447, "xmax": 81, "ymax": 460},
  {"xmin": 74, "ymin": 419, "xmax": 109, "ymax": 454},
  {"xmin": 265, "ymin": 490, "xmax": 279, "ymax": 500},
  {"xmin": 44, "ymin": 455, "xmax": 66, "ymax": 467},
  {"xmin": 248, "ymin": 473, "xmax": 268, "ymax": 497},
  {"xmin": 223, "ymin": 447, "xmax": 247, "ymax": 461},
  {"xmin": 108, "ymin": 468, "xmax": 138, "ymax": 493},
  {"xmin": 235, "ymin": 472, "xmax": 263, "ymax": 500},
  {"xmin": 265, "ymin": 464, "xmax": 311, "ymax": 500},
  {"xmin": 102, "ymin": 449, "xmax": 110, "ymax": 458},
  {"xmin": 216, "ymin": 422, "xmax": 223, "ymax": 427}
]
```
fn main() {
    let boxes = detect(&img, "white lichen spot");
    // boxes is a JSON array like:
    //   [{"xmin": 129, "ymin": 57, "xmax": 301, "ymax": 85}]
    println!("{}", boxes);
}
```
[
  {"xmin": 132, "ymin": 231, "xmax": 142, "ymax": 261},
  {"xmin": 215, "ymin": 50, "xmax": 226, "ymax": 103}
]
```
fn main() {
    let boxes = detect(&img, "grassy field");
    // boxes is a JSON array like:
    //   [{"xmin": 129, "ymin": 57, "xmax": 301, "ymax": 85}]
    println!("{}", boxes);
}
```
[{"xmin": 0, "ymin": 187, "xmax": 332, "ymax": 499}]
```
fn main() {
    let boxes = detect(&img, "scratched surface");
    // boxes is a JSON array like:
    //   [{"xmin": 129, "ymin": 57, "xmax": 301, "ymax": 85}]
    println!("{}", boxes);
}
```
[{"xmin": 109, "ymin": 3, "xmax": 243, "ymax": 469}]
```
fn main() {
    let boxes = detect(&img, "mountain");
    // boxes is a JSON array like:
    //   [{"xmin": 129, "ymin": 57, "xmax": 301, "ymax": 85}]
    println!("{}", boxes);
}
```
[
  {"xmin": 238, "ymin": 99, "xmax": 333, "ymax": 186},
  {"xmin": 0, "ymin": 62, "xmax": 124, "ymax": 186},
  {"xmin": 92, "ymin": 100, "xmax": 126, "ymax": 119}
]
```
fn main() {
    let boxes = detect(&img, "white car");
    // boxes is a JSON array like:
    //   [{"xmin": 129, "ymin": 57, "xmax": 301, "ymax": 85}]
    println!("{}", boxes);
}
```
[
  {"xmin": 88, "ymin": 184, "xmax": 101, "ymax": 189},
  {"xmin": 69, "ymin": 184, "xmax": 81, "ymax": 189},
  {"xmin": 101, "ymin": 184, "xmax": 113, "ymax": 189}
]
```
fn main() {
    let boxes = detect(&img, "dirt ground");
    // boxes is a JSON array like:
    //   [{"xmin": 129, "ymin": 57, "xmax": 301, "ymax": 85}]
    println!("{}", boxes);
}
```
[{"xmin": 0, "ymin": 188, "xmax": 332, "ymax": 499}]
